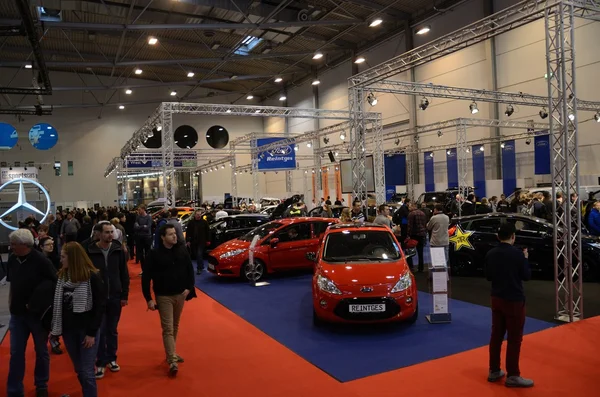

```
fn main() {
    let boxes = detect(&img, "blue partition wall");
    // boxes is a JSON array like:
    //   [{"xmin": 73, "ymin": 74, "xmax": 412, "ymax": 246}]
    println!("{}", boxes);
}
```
[
  {"xmin": 384, "ymin": 153, "xmax": 406, "ymax": 201},
  {"xmin": 446, "ymin": 148, "xmax": 458, "ymax": 189},
  {"xmin": 424, "ymin": 152, "xmax": 435, "ymax": 192},
  {"xmin": 472, "ymin": 145, "xmax": 486, "ymax": 198},
  {"xmin": 535, "ymin": 135, "xmax": 551, "ymax": 175},
  {"xmin": 502, "ymin": 140, "xmax": 517, "ymax": 196}
]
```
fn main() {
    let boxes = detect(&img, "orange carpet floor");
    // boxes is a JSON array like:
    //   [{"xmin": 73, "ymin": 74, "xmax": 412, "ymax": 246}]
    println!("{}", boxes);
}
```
[{"xmin": 1, "ymin": 262, "xmax": 599, "ymax": 397}]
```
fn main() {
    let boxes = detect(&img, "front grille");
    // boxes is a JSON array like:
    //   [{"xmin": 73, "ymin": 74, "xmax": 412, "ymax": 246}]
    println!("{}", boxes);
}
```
[{"xmin": 334, "ymin": 297, "xmax": 401, "ymax": 321}]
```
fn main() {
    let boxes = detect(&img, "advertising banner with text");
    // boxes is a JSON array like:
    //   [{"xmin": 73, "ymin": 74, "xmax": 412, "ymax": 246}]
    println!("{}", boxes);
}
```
[{"xmin": 1, "ymin": 167, "xmax": 39, "ymax": 184}]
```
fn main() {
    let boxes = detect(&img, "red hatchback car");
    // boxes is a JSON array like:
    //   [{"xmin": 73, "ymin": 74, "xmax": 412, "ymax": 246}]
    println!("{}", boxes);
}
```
[
  {"xmin": 207, "ymin": 217, "xmax": 339, "ymax": 281},
  {"xmin": 311, "ymin": 223, "xmax": 418, "ymax": 325}
]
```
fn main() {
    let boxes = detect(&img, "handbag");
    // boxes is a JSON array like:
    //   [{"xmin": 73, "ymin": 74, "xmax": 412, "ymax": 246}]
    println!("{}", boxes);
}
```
[{"xmin": 404, "ymin": 238, "xmax": 418, "ymax": 249}]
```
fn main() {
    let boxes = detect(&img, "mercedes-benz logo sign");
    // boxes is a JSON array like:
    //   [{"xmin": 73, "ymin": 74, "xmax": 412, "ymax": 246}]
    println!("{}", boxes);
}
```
[{"xmin": 0, "ymin": 178, "xmax": 51, "ymax": 231}]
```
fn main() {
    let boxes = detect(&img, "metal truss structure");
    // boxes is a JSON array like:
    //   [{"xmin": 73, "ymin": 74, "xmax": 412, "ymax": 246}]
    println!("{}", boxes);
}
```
[{"xmin": 345, "ymin": 0, "xmax": 600, "ymax": 322}]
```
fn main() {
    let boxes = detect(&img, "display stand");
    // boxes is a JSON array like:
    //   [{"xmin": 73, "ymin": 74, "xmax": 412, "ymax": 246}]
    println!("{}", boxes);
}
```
[
  {"xmin": 426, "ymin": 246, "xmax": 452, "ymax": 324},
  {"xmin": 248, "ymin": 235, "xmax": 269, "ymax": 287}
]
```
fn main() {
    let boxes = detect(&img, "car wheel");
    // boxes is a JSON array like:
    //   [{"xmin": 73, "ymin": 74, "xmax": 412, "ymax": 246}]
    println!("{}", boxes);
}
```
[
  {"xmin": 313, "ymin": 309, "xmax": 325, "ymax": 327},
  {"xmin": 407, "ymin": 303, "xmax": 419, "ymax": 324},
  {"xmin": 242, "ymin": 259, "xmax": 265, "ymax": 282}
]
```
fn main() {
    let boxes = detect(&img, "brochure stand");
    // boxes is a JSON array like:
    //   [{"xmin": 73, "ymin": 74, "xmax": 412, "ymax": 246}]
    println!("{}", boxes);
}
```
[
  {"xmin": 248, "ymin": 235, "xmax": 269, "ymax": 287},
  {"xmin": 426, "ymin": 246, "xmax": 452, "ymax": 324}
]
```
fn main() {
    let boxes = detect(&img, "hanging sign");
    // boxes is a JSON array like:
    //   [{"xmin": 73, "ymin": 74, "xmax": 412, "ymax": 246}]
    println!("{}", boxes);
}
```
[{"xmin": 1, "ymin": 167, "xmax": 39, "ymax": 184}]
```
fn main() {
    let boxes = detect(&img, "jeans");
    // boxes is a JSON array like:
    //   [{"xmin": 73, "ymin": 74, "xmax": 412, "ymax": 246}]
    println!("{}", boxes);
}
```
[
  {"xmin": 407, "ymin": 235, "xmax": 425, "ymax": 272},
  {"xmin": 489, "ymin": 296, "xmax": 526, "ymax": 377},
  {"xmin": 7, "ymin": 314, "xmax": 50, "ymax": 396},
  {"xmin": 96, "ymin": 297, "xmax": 122, "ymax": 367},
  {"xmin": 136, "ymin": 236, "xmax": 152, "ymax": 268},
  {"xmin": 196, "ymin": 246, "xmax": 205, "ymax": 271},
  {"xmin": 156, "ymin": 294, "xmax": 185, "ymax": 364},
  {"xmin": 63, "ymin": 328, "xmax": 100, "ymax": 397}
]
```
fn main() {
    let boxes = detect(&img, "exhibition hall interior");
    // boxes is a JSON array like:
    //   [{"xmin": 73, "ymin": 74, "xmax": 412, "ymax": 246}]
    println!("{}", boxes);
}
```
[{"xmin": 1, "ymin": 0, "xmax": 599, "ymax": 396}]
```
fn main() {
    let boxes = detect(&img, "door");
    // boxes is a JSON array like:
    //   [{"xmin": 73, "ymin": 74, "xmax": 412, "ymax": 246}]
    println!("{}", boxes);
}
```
[
  {"xmin": 506, "ymin": 218, "xmax": 552, "ymax": 274},
  {"xmin": 268, "ymin": 223, "xmax": 313, "ymax": 270}
]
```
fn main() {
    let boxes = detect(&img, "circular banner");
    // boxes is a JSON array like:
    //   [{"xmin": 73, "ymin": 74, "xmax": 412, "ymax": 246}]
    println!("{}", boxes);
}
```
[
  {"xmin": 29, "ymin": 123, "xmax": 58, "ymax": 150},
  {"xmin": 0, "ymin": 122, "xmax": 18, "ymax": 150}
]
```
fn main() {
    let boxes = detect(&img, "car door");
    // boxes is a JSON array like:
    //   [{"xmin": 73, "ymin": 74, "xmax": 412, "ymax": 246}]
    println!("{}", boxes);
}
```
[
  {"xmin": 459, "ymin": 218, "xmax": 502, "ymax": 272},
  {"xmin": 267, "ymin": 222, "xmax": 313, "ymax": 270},
  {"xmin": 506, "ymin": 218, "xmax": 552, "ymax": 274}
]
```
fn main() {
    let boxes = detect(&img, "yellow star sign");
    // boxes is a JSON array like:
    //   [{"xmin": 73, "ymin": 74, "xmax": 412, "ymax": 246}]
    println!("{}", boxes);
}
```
[{"xmin": 449, "ymin": 225, "xmax": 475, "ymax": 251}]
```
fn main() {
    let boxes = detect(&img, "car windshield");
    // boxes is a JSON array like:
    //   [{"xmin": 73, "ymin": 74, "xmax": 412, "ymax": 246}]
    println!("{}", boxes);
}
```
[
  {"xmin": 239, "ymin": 222, "xmax": 282, "ymax": 241},
  {"xmin": 322, "ymin": 230, "xmax": 401, "ymax": 262}
]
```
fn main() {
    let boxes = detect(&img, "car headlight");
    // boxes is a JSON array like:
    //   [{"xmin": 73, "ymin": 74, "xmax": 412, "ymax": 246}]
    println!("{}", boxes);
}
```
[
  {"xmin": 391, "ymin": 272, "xmax": 412, "ymax": 293},
  {"xmin": 317, "ymin": 275, "xmax": 342, "ymax": 295},
  {"xmin": 219, "ymin": 249, "xmax": 247, "ymax": 260}
]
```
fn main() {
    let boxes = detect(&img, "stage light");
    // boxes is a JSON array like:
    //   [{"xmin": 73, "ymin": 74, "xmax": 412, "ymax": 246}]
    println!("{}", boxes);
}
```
[
  {"xmin": 419, "ymin": 97, "xmax": 429, "ymax": 111},
  {"xmin": 312, "ymin": 169, "xmax": 315, "ymax": 173},
  {"xmin": 437, "ymin": 130, "xmax": 443, "ymax": 137},
  {"xmin": 323, "ymin": 137, "xmax": 329, "ymax": 144},
  {"xmin": 505, "ymin": 104, "xmax": 514, "ymax": 117},
  {"xmin": 125, "ymin": 89, "xmax": 132, "ymax": 95},
  {"xmin": 466, "ymin": 147, "xmax": 470, "ymax": 153},
  {"xmin": 480, "ymin": 145, "xmax": 485, "ymax": 152},
  {"xmin": 394, "ymin": 138, "xmax": 400, "ymax": 146},
  {"xmin": 416, "ymin": 25, "xmax": 431, "ymax": 35},
  {"xmin": 469, "ymin": 101, "xmax": 479, "ymax": 114},
  {"xmin": 170, "ymin": 90, "xmax": 177, "ymax": 96},
  {"xmin": 226, "ymin": 109, "xmax": 232, "ymax": 113},
  {"xmin": 294, "ymin": 146, "xmax": 298, "ymax": 152},
  {"xmin": 526, "ymin": 138, "xmax": 532, "ymax": 145},
  {"xmin": 255, "ymin": 109, "xmax": 261, "ymax": 113},
  {"xmin": 335, "ymin": 152, "xmax": 339, "ymax": 156},
  {"xmin": 429, "ymin": 152, "xmax": 434, "ymax": 158},
  {"xmin": 148, "ymin": 37, "xmax": 158, "ymax": 45},
  {"xmin": 312, "ymin": 52, "xmax": 323, "ymax": 60},
  {"xmin": 187, "ymin": 72, "xmax": 195, "ymax": 78},
  {"xmin": 312, "ymin": 79, "xmax": 320, "ymax": 86},
  {"xmin": 307, "ymin": 142, "xmax": 312, "ymax": 148},
  {"xmin": 539, "ymin": 108, "xmax": 548, "ymax": 119},
  {"xmin": 24, "ymin": 63, "xmax": 32, "ymax": 69},
  {"xmin": 221, "ymin": 165, "xmax": 225, "ymax": 169},
  {"xmin": 568, "ymin": 113, "xmax": 575, "ymax": 121},
  {"xmin": 279, "ymin": 95, "xmax": 287, "ymax": 101},
  {"xmin": 369, "ymin": 18, "xmax": 383, "ymax": 27},
  {"xmin": 246, "ymin": 94, "xmax": 254, "ymax": 100},
  {"xmin": 354, "ymin": 56, "xmax": 366, "ymax": 64},
  {"xmin": 274, "ymin": 77, "xmax": 283, "ymax": 83},
  {"xmin": 135, "ymin": 68, "xmax": 143, "ymax": 75},
  {"xmin": 118, "ymin": 105, "xmax": 125, "ymax": 110},
  {"xmin": 367, "ymin": 93, "xmax": 378, "ymax": 106},
  {"xmin": 447, "ymin": 150, "xmax": 451, "ymax": 155},
  {"xmin": 339, "ymin": 132, "xmax": 345, "ymax": 140},
  {"xmin": 501, "ymin": 142, "xmax": 505, "ymax": 149}
]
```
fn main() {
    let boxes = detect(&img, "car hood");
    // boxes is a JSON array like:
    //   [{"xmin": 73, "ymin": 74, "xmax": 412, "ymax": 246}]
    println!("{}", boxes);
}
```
[
  {"xmin": 320, "ymin": 260, "xmax": 409, "ymax": 286},
  {"xmin": 210, "ymin": 239, "xmax": 251, "ymax": 256}
]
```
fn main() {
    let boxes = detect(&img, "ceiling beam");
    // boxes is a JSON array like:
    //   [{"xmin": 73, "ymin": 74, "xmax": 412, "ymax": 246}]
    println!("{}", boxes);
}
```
[{"xmin": 343, "ymin": 0, "xmax": 410, "ymax": 20}]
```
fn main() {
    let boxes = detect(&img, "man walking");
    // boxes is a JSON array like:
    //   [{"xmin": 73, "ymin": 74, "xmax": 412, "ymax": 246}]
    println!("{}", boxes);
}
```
[
  {"xmin": 60, "ymin": 212, "xmax": 81, "ymax": 243},
  {"xmin": 167, "ymin": 208, "xmax": 185, "ymax": 243},
  {"xmin": 484, "ymin": 223, "xmax": 533, "ymax": 388},
  {"xmin": 427, "ymin": 204, "xmax": 450, "ymax": 263},
  {"xmin": 407, "ymin": 203, "xmax": 428, "ymax": 272},
  {"xmin": 6, "ymin": 229, "xmax": 57, "ymax": 397},
  {"xmin": 142, "ymin": 224, "xmax": 196, "ymax": 376},
  {"xmin": 185, "ymin": 210, "xmax": 210, "ymax": 274},
  {"xmin": 134, "ymin": 205, "xmax": 153, "ymax": 270},
  {"xmin": 87, "ymin": 222, "xmax": 130, "ymax": 379}
]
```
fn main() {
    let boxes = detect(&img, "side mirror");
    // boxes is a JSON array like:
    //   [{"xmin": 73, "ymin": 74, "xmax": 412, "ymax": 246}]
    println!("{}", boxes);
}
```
[
  {"xmin": 404, "ymin": 248, "xmax": 417, "ymax": 259},
  {"xmin": 270, "ymin": 237, "xmax": 279, "ymax": 248},
  {"xmin": 306, "ymin": 252, "xmax": 317, "ymax": 262}
]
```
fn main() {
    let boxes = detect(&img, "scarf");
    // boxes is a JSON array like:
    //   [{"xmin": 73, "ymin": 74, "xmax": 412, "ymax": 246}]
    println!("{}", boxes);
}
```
[{"xmin": 51, "ymin": 276, "xmax": 93, "ymax": 336}]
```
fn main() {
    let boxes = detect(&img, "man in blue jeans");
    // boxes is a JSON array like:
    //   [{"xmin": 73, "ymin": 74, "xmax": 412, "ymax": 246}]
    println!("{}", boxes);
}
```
[{"xmin": 6, "ymin": 229, "xmax": 57, "ymax": 397}]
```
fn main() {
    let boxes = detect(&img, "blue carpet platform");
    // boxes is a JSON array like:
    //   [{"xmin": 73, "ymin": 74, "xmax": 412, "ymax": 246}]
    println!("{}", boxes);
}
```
[{"xmin": 195, "ymin": 270, "xmax": 553, "ymax": 382}]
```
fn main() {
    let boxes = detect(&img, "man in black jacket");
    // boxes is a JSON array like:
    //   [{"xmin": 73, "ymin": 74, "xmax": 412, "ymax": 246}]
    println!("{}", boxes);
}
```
[
  {"xmin": 6, "ymin": 229, "xmax": 57, "ymax": 397},
  {"xmin": 484, "ymin": 223, "xmax": 533, "ymax": 388},
  {"xmin": 134, "ymin": 204, "xmax": 153, "ymax": 268},
  {"xmin": 86, "ymin": 222, "xmax": 130, "ymax": 379},
  {"xmin": 143, "ymin": 224, "xmax": 196, "ymax": 377},
  {"xmin": 185, "ymin": 209, "xmax": 210, "ymax": 275}
]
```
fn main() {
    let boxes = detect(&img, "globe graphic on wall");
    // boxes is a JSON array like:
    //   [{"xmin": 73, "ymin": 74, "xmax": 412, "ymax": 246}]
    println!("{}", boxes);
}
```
[
  {"xmin": 29, "ymin": 123, "xmax": 58, "ymax": 150},
  {"xmin": 0, "ymin": 122, "xmax": 18, "ymax": 150}
]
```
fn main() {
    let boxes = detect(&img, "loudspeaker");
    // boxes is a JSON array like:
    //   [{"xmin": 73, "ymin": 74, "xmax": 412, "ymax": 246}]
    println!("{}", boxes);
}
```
[{"xmin": 328, "ymin": 151, "xmax": 336, "ymax": 163}]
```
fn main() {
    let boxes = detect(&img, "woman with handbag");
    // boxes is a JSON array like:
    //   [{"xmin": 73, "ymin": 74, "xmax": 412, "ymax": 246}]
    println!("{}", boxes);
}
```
[{"xmin": 51, "ymin": 242, "xmax": 106, "ymax": 397}]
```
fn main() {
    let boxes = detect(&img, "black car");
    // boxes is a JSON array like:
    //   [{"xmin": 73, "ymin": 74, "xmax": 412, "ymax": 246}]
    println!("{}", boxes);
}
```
[
  {"xmin": 208, "ymin": 214, "xmax": 270, "ymax": 250},
  {"xmin": 449, "ymin": 213, "xmax": 600, "ymax": 280},
  {"xmin": 416, "ymin": 188, "xmax": 475, "ymax": 211},
  {"xmin": 308, "ymin": 205, "xmax": 347, "ymax": 218}
]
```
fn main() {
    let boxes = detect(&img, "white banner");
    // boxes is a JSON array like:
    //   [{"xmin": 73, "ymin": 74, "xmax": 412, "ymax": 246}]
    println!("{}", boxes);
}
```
[{"xmin": 0, "ymin": 167, "xmax": 39, "ymax": 184}]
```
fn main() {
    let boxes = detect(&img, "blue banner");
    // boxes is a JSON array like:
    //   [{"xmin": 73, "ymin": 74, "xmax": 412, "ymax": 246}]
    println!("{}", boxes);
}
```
[
  {"xmin": 472, "ymin": 145, "xmax": 486, "ymax": 198},
  {"xmin": 126, "ymin": 153, "xmax": 197, "ymax": 168},
  {"xmin": 534, "ymin": 135, "xmax": 551, "ymax": 175},
  {"xmin": 384, "ymin": 153, "xmax": 406, "ymax": 186},
  {"xmin": 424, "ymin": 152, "xmax": 435, "ymax": 192},
  {"xmin": 502, "ymin": 140, "xmax": 517, "ymax": 196},
  {"xmin": 257, "ymin": 138, "xmax": 296, "ymax": 171},
  {"xmin": 446, "ymin": 148, "xmax": 458, "ymax": 189}
]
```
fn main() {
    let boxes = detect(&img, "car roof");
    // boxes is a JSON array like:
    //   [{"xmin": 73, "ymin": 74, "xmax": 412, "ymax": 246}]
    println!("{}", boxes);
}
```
[
  {"xmin": 453, "ymin": 212, "xmax": 552, "ymax": 226},
  {"xmin": 327, "ymin": 222, "xmax": 390, "ymax": 232}
]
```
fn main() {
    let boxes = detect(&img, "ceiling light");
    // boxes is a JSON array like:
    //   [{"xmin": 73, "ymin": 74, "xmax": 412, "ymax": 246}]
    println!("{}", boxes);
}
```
[
  {"xmin": 170, "ymin": 90, "xmax": 177, "ymax": 96},
  {"xmin": 469, "ymin": 101, "xmax": 479, "ymax": 114},
  {"xmin": 505, "ymin": 104, "xmax": 514, "ymax": 117},
  {"xmin": 323, "ymin": 137, "xmax": 329, "ymax": 144},
  {"xmin": 354, "ymin": 56, "xmax": 366, "ymax": 64},
  {"xmin": 416, "ymin": 25, "xmax": 431, "ymax": 35},
  {"xmin": 125, "ymin": 89, "xmax": 132, "ymax": 95},
  {"xmin": 148, "ymin": 36, "xmax": 158, "ymax": 45},
  {"xmin": 187, "ymin": 72, "xmax": 195, "ymax": 78},
  {"xmin": 211, "ymin": 42, "xmax": 220, "ymax": 50},
  {"xmin": 247, "ymin": 94, "xmax": 254, "ymax": 100},
  {"xmin": 307, "ymin": 142, "xmax": 312, "ymax": 148},
  {"xmin": 221, "ymin": 165, "xmax": 225, "ymax": 169},
  {"xmin": 134, "ymin": 68, "xmax": 142, "ymax": 75},
  {"xmin": 255, "ymin": 110, "xmax": 261, "ymax": 113},
  {"xmin": 594, "ymin": 112, "xmax": 600, "ymax": 122},
  {"xmin": 430, "ymin": 152, "xmax": 434, "ymax": 158},
  {"xmin": 312, "ymin": 52, "xmax": 323, "ymax": 60},
  {"xmin": 312, "ymin": 169, "xmax": 315, "ymax": 174},
  {"xmin": 274, "ymin": 77, "xmax": 283, "ymax": 83},
  {"xmin": 226, "ymin": 109, "xmax": 232, "ymax": 113},
  {"xmin": 419, "ymin": 97, "xmax": 429, "ymax": 111},
  {"xmin": 367, "ymin": 92, "xmax": 378, "ymax": 106},
  {"xmin": 339, "ymin": 132, "xmax": 345, "ymax": 141},
  {"xmin": 335, "ymin": 152, "xmax": 339, "ymax": 156},
  {"xmin": 437, "ymin": 130, "xmax": 443, "ymax": 137},
  {"xmin": 501, "ymin": 142, "xmax": 506, "ymax": 149},
  {"xmin": 465, "ymin": 147, "xmax": 470, "ymax": 153},
  {"xmin": 447, "ymin": 149, "xmax": 451, "ymax": 155},
  {"xmin": 394, "ymin": 138, "xmax": 400, "ymax": 146},
  {"xmin": 24, "ymin": 63, "xmax": 32, "ymax": 69},
  {"xmin": 312, "ymin": 79, "xmax": 320, "ymax": 86},
  {"xmin": 539, "ymin": 108, "xmax": 548, "ymax": 119},
  {"xmin": 118, "ymin": 105, "xmax": 125, "ymax": 110},
  {"xmin": 369, "ymin": 18, "xmax": 383, "ymax": 27},
  {"xmin": 279, "ymin": 95, "xmax": 287, "ymax": 101},
  {"xmin": 568, "ymin": 113, "xmax": 575, "ymax": 121}
]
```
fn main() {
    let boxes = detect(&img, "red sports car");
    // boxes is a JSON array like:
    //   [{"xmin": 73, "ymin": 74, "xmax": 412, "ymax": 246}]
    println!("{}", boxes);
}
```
[
  {"xmin": 207, "ymin": 217, "xmax": 339, "ymax": 281},
  {"xmin": 311, "ymin": 223, "xmax": 418, "ymax": 325}
]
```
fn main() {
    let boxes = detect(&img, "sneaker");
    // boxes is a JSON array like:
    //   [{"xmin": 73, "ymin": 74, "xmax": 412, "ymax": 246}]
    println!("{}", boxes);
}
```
[
  {"xmin": 488, "ymin": 370, "xmax": 506, "ymax": 382},
  {"xmin": 505, "ymin": 376, "xmax": 534, "ymax": 388},
  {"xmin": 169, "ymin": 363, "xmax": 178, "ymax": 377},
  {"xmin": 51, "ymin": 345, "xmax": 63, "ymax": 355},
  {"xmin": 95, "ymin": 367, "xmax": 105, "ymax": 379},
  {"xmin": 176, "ymin": 355, "xmax": 184, "ymax": 363},
  {"xmin": 108, "ymin": 361, "xmax": 120, "ymax": 372}
]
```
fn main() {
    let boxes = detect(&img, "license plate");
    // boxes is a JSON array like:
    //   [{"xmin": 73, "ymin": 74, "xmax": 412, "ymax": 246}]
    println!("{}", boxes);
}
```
[
  {"xmin": 349, "ymin": 304, "xmax": 385, "ymax": 313},
  {"xmin": 208, "ymin": 264, "xmax": 215, "ymax": 271}
]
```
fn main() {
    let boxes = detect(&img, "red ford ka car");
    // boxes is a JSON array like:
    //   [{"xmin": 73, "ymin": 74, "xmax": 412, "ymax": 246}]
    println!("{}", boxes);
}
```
[
  {"xmin": 310, "ymin": 223, "xmax": 418, "ymax": 325},
  {"xmin": 207, "ymin": 217, "xmax": 339, "ymax": 281}
]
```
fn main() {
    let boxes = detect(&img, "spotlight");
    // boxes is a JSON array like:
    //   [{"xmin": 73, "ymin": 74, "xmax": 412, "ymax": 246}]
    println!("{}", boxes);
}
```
[
  {"xmin": 568, "ymin": 113, "xmax": 575, "ymax": 121},
  {"xmin": 394, "ymin": 138, "xmax": 400, "ymax": 146},
  {"xmin": 274, "ymin": 77, "xmax": 283, "ymax": 83},
  {"xmin": 307, "ymin": 142, "xmax": 312, "ymax": 148},
  {"xmin": 312, "ymin": 169, "xmax": 315, "ymax": 173},
  {"xmin": 187, "ymin": 72, "xmax": 195, "ymax": 78},
  {"xmin": 526, "ymin": 138, "xmax": 532, "ymax": 145},
  {"xmin": 323, "ymin": 137, "xmax": 329, "ymax": 144},
  {"xmin": 446, "ymin": 150, "xmax": 451, "ymax": 155},
  {"xmin": 369, "ymin": 18, "xmax": 383, "ymax": 27},
  {"xmin": 414, "ymin": 135, "xmax": 419, "ymax": 144},
  {"xmin": 469, "ymin": 101, "xmax": 479, "ymax": 114},
  {"xmin": 466, "ymin": 148, "xmax": 470, "ymax": 153},
  {"xmin": 38, "ymin": 166, "xmax": 42, "ymax": 170},
  {"xmin": 312, "ymin": 79, "xmax": 320, "ymax": 86},
  {"xmin": 539, "ymin": 108, "xmax": 548, "ymax": 119},
  {"xmin": 125, "ymin": 89, "xmax": 132, "ymax": 95},
  {"xmin": 24, "ymin": 63, "xmax": 32, "ymax": 69},
  {"xmin": 354, "ymin": 56, "xmax": 366, "ymax": 64},
  {"xmin": 279, "ymin": 95, "xmax": 287, "ymax": 101},
  {"xmin": 334, "ymin": 152, "xmax": 339, "ymax": 156},
  {"xmin": 312, "ymin": 52, "xmax": 323, "ymax": 60},
  {"xmin": 135, "ymin": 68, "xmax": 143, "ymax": 75},
  {"xmin": 416, "ymin": 25, "xmax": 431, "ymax": 35},
  {"xmin": 221, "ymin": 165, "xmax": 225, "ymax": 169},
  {"xmin": 505, "ymin": 104, "xmax": 514, "ymax": 117},
  {"xmin": 429, "ymin": 152, "xmax": 434, "ymax": 158},
  {"xmin": 419, "ymin": 97, "xmax": 429, "ymax": 111},
  {"xmin": 501, "ymin": 142, "xmax": 505, "ymax": 149},
  {"xmin": 156, "ymin": 125, "xmax": 162, "ymax": 131},
  {"xmin": 594, "ymin": 112, "xmax": 600, "ymax": 122},
  {"xmin": 437, "ymin": 130, "xmax": 443, "ymax": 137},
  {"xmin": 304, "ymin": 170, "xmax": 308, "ymax": 174},
  {"xmin": 480, "ymin": 145, "xmax": 485, "ymax": 152},
  {"xmin": 255, "ymin": 109, "xmax": 261, "ymax": 113},
  {"xmin": 119, "ymin": 105, "xmax": 125, "ymax": 110},
  {"xmin": 226, "ymin": 109, "xmax": 232, "ymax": 113},
  {"xmin": 294, "ymin": 146, "xmax": 298, "ymax": 152},
  {"xmin": 170, "ymin": 90, "xmax": 177, "ymax": 96},
  {"xmin": 339, "ymin": 132, "xmax": 345, "ymax": 141},
  {"xmin": 148, "ymin": 36, "xmax": 158, "ymax": 45},
  {"xmin": 247, "ymin": 94, "xmax": 254, "ymax": 100},
  {"xmin": 367, "ymin": 93, "xmax": 378, "ymax": 106}
]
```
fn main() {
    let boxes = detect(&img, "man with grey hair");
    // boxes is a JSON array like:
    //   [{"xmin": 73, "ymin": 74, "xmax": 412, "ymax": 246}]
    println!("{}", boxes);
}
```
[{"xmin": 6, "ymin": 229, "xmax": 57, "ymax": 397}]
